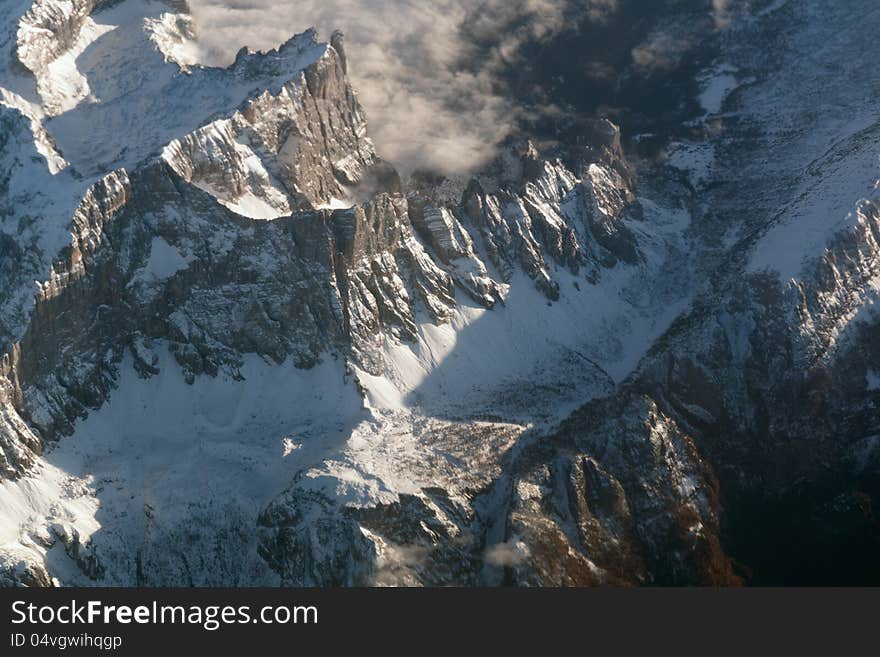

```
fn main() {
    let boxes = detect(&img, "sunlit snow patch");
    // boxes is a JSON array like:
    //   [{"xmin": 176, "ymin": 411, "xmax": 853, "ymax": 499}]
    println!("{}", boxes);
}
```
[{"xmin": 698, "ymin": 65, "xmax": 740, "ymax": 115}]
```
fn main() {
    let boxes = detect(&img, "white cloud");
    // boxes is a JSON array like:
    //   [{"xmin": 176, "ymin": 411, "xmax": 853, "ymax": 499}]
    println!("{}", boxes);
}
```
[
  {"xmin": 485, "ymin": 539, "xmax": 530, "ymax": 567},
  {"xmin": 712, "ymin": 0, "xmax": 734, "ymax": 29},
  {"xmin": 631, "ymin": 31, "xmax": 694, "ymax": 73},
  {"xmin": 186, "ymin": 1, "xmax": 612, "ymax": 175}
]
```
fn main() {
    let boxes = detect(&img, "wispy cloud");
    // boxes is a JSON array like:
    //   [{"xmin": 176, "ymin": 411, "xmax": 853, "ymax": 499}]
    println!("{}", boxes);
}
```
[
  {"xmin": 186, "ymin": 1, "xmax": 617, "ymax": 175},
  {"xmin": 712, "ymin": 0, "xmax": 734, "ymax": 29},
  {"xmin": 185, "ymin": 1, "xmax": 727, "ymax": 174},
  {"xmin": 485, "ymin": 539, "xmax": 530, "ymax": 567}
]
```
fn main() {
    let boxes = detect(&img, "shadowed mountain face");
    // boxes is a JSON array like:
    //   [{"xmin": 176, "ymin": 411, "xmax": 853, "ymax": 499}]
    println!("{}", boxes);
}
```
[
  {"xmin": 462, "ymin": 0, "xmax": 719, "ymax": 151},
  {"xmin": 0, "ymin": 0, "xmax": 878, "ymax": 587}
]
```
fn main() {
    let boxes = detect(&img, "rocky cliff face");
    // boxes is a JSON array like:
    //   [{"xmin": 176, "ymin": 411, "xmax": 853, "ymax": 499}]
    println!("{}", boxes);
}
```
[
  {"xmin": 0, "ymin": 0, "xmax": 878, "ymax": 586},
  {"xmin": 505, "ymin": 395, "xmax": 737, "ymax": 586}
]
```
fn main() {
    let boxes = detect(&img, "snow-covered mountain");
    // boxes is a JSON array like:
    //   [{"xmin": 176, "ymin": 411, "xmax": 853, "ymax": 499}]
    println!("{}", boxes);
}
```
[{"xmin": 0, "ymin": 0, "xmax": 878, "ymax": 586}]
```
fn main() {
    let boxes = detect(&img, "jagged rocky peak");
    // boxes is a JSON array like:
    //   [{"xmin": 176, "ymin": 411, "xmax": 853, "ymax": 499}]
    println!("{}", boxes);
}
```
[
  {"xmin": 161, "ymin": 33, "xmax": 388, "ymax": 217},
  {"xmin": 18, "ymin": 0, "xmax": 391, "ymax": 215},
  {"xmin": 400, "ymin": 124, "xmax": 644, "ymax": 306},
  {"xmin": 6, "ymin": 0, "xmax": 365, "ymax": 183}
]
